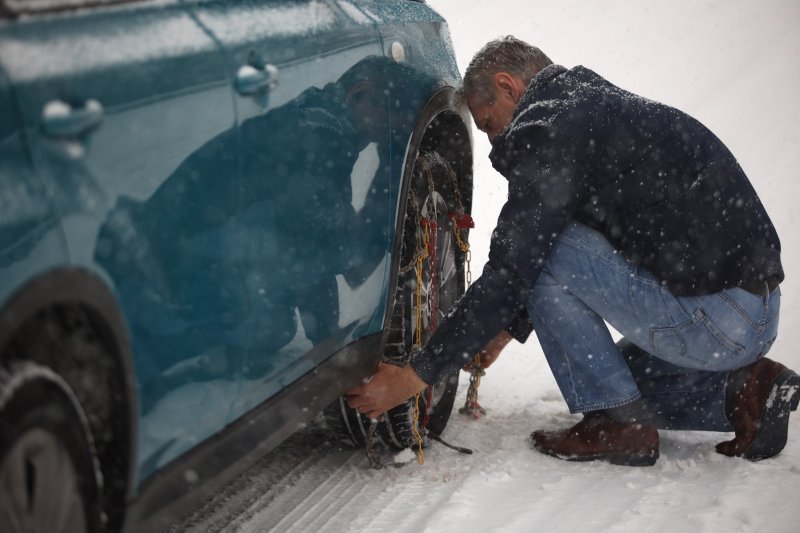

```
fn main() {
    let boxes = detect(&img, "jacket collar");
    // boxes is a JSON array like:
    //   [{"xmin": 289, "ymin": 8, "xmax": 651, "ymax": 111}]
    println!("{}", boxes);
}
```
[
  {"xmin": 489, "ymin": 64, "xmax": 568, "ymax": 177},
  {"xmin": 511, "ymin": 63, "xmax": 568, "ymax": 123}
]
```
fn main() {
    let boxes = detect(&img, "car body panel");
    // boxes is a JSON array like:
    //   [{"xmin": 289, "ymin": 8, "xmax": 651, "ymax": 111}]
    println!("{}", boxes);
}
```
[
  {"xmin": 0, "ymin": 65, "xmax": 69, "ymax": 304},
  {"xmin": 122, "ymin": 331, "xmax": 383, "ymax": 532},
  {"xmin": 0, "ymin": 0, "xmax": 243, "ymax": 483},
  {"xmin": 0, "ymin": 0, "xmax": 471, "ymax": 525},
  {"xmin": 365, "ymin": 1, "xmax": 462, "ymax": 233},
  {"xmin": 180, "ymin": 0, "xmax": 394, "ymax": 430}
]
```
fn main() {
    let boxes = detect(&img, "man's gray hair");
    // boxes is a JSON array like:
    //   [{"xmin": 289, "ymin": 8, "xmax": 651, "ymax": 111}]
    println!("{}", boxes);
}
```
[{"xmin": 461, "ymin": 36, "xmax": 553, "ymax": 103}]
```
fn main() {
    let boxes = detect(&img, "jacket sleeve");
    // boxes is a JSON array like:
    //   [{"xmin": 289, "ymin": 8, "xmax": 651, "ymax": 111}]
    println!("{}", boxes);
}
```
[
  {"xmin": 504, "ymin": 307, "xmax": 533, "ymax": 343},
  {"xmin": 409, "ymin": 122, "xmax": 589, "ymax": 384}
]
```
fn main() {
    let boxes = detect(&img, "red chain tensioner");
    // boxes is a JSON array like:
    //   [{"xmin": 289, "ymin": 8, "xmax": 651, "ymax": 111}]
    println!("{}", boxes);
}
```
[{"xmin": 449, "ymin": 211, "xmax": 475, "ymax": 232}]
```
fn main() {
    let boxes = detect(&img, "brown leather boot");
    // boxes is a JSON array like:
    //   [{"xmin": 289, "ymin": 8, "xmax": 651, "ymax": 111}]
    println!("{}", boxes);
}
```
[
  {"xmin": 531, "ymin": 411, "xmax": 659, "ymax": 466},
  {"xmin": 716, "ymin": 357, "xmax": 800, "ymax": 461}
]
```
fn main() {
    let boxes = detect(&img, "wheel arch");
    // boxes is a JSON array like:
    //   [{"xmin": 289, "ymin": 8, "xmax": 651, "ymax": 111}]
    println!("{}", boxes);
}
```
[
  {"xmin": 383, "ymin": 85, "xmax": 473, "ymax": 332},
  {"xmin": 0, "ymin": 267, "xmax": 137, "ymax": 531}
]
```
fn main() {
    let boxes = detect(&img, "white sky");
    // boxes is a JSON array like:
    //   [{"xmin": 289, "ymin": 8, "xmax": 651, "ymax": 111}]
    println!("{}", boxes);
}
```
[{"xmin": 429, "ymin": 0, "xmax": 800, "ymax": 366}]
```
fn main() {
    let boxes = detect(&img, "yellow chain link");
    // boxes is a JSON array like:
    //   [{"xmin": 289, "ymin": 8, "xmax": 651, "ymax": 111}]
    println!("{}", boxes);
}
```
[
  {"xmin": 414, "ymin": 223, "xmax": 430, "ymax": 350},
  {"xmin": 450, "ymin": 217, "xmax": 472, "ymax": 285},
  {"xmin": 411, "ymin": 392, "xmax": 425, "ymax": 464},
  {"xmin": 410, "ymin": 219, "xmax": 432, "ymax": 464}
]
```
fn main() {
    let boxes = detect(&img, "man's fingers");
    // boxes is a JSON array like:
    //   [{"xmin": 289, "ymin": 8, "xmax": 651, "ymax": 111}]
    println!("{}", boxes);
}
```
[
  {"xmin": 344, "ymin": 364, "xmax": 424, "ymax": 418},
  {"xmin": 345, "ymin": 395, "xmax": 384, "ymax": 419},
  {"xmin": 346, "ymin": 389, "xmax": 382, "ymax": 412},
  {"xmin": 345, "ymin": 393, "xmax": 367, "ymax": 410}
]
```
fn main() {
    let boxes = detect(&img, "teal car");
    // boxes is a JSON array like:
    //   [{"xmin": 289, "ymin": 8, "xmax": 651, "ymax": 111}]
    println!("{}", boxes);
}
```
[{"xmin": 0, "ymin": 0, "xmax": 473, "ymax": 531}]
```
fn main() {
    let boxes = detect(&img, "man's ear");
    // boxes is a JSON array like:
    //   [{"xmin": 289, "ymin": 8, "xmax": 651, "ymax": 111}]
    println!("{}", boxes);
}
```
[{"xmin": 493, "ymin": 72, "xmax": 523, "ymax": 103}]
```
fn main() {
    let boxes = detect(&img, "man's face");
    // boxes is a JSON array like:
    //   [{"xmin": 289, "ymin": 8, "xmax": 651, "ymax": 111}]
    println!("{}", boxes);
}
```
[{"xmin": 466, "ymin": 72, "xmax": 525, "ymax": 143}]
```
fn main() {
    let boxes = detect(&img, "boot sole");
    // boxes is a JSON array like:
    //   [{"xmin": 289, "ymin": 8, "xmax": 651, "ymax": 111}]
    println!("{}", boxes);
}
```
[
  {"xmin": 534, "ymin": 445, "xmax": 659, "ymax": 467},
  {"xmin": 743, "ymin": 368, "xmax": 800, "ymax": 461}
]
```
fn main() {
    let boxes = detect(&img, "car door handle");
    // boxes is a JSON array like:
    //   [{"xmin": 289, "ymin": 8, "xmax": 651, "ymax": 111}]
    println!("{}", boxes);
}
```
[
  {"xmin": 235, "ymin": 64, "xmax": 279, "ymax": 96},
  {"xmin": 41, "ymin": 99, "xmax": 104, "ymax": 138}
]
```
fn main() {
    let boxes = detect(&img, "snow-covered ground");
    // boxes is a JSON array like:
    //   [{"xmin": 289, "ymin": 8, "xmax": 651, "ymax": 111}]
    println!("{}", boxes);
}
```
[
  {"xmin": 427, "ymin": 1, "xmax": 800, "ymax": 530},
  {"xmin": 420, "ymin": 1, "xmax": 800, "ymax": 530},
  {"xmin": 185, "ymin": 2, "xmax": 800, "ymax": 532}
]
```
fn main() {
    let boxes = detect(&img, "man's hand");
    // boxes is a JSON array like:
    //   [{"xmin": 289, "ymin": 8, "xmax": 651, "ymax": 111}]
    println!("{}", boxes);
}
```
[
  {"xmin": 464, "ymin": 330, "xmax": 514, "ymax": 371},
  {"xmin": 346, "ymin": 363, "xmax": 428, "ymax": 419}
]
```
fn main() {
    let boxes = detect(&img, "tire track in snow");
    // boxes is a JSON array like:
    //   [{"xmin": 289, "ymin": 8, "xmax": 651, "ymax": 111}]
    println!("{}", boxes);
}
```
[
  {"xmin": 342, "ymin": 472, "xmax": 478, "ymax": 533},
  {"xmin": 172, "ymin": 417, "xmax": 488, "ymax": 533},
  {"xmin": 242, "ymin": 451, "xmax": 370, "ymax": 532},
  {"xmin": 172, "ymin": 425, "xmax": 364, "ymax": 532}
]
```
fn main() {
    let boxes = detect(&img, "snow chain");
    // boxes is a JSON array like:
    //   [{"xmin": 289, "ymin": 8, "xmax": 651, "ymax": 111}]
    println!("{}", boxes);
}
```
[
  {"xmin": 365, "ymin": 417, "xmax": 383, "ymax": 469},
  {"xmin": 441, "ymin": 160, "xmax": 486, "ymax": 420},
  {"xmin": 364, "ymin": 154, "xmax": 475, "ymax": 468},
  {"xmin": 459, "ymin": 354, "xmax": 487, "ymax": 419},
  {"xmin": 410, "ymin": 155, "xmax": 439, "ymax": 465},
  {"xmin": 365, "ymin": 416, "xmax": 404, "ymax": 469}
]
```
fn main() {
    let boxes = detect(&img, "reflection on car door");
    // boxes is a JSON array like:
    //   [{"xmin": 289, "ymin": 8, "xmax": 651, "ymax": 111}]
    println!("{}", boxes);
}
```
[
  {"xmin": 183, "ymin": 0, "xmax": 392, "ymax": 419},
  {"xmin": 0, "ymin": 0, "xmax": 244, "ymax": 483}
]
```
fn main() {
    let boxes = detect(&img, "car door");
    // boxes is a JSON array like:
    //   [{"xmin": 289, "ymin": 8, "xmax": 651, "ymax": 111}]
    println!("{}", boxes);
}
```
[
  {"xmin": 0, "ymin": 64, "xmax": 68, "ymax": 297},
  {"xmin": 180, "ymin": 0, "xmax": 392, "ymax": 418},
  {"xmin": 0, "ymin": 0, "xmax": 245, "ymax": 483}
]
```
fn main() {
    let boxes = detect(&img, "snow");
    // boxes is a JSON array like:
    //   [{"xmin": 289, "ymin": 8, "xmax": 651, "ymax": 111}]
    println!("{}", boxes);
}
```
[
  {"xmin": 417, "ymin": 1, "xmax": 800, "ymax": 531},
  {"xmin": 182, "ymin": 1, "xmax": 800, "ymax": 531},
  {"xmin": 195, "ymin": 1, "xmax": 335, "ymax": 43},
  {"xmin": 5, "ymin": 0, "xmax": 119, "ymax": 13},
  {"xmin": 0, "ymin": 12, "xmax": 212, "ymax": 82},
  {"xmin": 337, "ymin": 1, "xmax": 373, "ymax": 25}
]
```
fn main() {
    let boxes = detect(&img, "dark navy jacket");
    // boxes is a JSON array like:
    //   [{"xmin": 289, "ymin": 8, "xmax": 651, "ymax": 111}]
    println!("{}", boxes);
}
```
[{"xmin": 410, "ymin": 64, "xmax": 783, "ymax": 385}]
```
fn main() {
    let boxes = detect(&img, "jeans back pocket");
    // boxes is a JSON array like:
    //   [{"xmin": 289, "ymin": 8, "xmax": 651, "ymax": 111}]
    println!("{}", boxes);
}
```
[{"xmin": 650, "ymin": 308, "xmax": 747, "ymax": 370}]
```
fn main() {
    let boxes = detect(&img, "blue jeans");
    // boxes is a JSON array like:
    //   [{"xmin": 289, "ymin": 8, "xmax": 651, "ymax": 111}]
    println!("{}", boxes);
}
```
[{"xmin": 527, "ymin": 222, "xmax": 780, "ymax": 431}]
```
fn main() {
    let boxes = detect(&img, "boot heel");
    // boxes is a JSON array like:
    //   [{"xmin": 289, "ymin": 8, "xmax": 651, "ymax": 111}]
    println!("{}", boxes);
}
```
[
  {"xmin": 744, "ymin": 369, "xmax": 800, "ymax": 461},
  {"xmin": 783, "ymin": 370, "xmax": 800, "ymax": 412}
]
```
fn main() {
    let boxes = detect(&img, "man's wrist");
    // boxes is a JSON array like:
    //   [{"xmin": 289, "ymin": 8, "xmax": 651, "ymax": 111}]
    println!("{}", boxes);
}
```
[
  {"xmin": 403, "ymin": 364, "xmax": 428, "ymax": 393},
  {"xmin": 409, "ymin": 351, "xmax": 437, "ymax": 386}
]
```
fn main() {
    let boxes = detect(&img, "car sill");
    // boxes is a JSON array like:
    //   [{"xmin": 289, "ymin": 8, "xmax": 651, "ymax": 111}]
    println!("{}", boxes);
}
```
[{"xmin": 121, "ymin": 332, "xmax": 382, "ymax": 532}]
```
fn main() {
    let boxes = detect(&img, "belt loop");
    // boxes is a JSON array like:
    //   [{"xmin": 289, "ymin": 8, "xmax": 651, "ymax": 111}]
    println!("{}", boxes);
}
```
[{"xmin": 763, "ymin": 281, "xmax": 770, "ymax": 310}]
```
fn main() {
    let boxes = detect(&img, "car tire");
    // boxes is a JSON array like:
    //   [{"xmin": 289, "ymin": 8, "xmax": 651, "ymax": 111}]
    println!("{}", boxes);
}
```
[
  {"xmin": 325, "ymin": 150, "xmax": 467, "ymax": 450},
  {"xmin": 0, "ymin": 361, "xmax": 102, "ymax": 533}
]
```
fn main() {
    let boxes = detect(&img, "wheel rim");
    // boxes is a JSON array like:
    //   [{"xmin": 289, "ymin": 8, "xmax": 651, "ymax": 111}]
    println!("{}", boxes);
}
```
[
  {"xmin": 0, "ymin": 428, "xmax": 87, "ymax": 533},
  {"xmin": 410, "ymin": 189, "xmax": 459, "ymax": 349}
]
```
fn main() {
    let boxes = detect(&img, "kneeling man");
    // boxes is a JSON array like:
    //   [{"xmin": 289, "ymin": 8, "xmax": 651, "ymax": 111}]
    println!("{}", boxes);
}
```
[{"xmin": 347, "ymin": 36, "xmax": 798, "ymax": 466}]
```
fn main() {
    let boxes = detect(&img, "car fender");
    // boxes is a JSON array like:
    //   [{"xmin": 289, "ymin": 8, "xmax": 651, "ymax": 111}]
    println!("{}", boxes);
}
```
[{"xmin": 0, "ymin": 266, "xmax": 138, "ymax": 505}]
